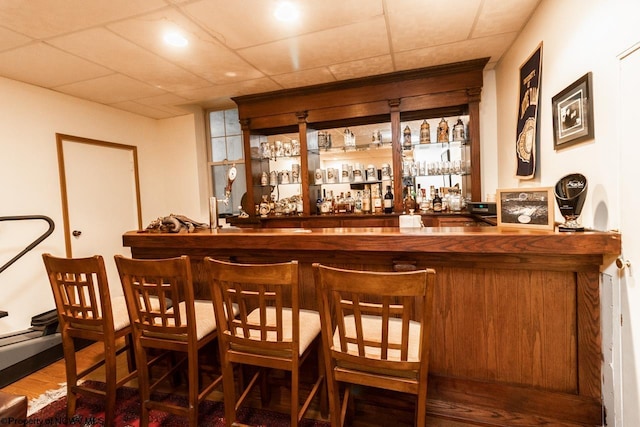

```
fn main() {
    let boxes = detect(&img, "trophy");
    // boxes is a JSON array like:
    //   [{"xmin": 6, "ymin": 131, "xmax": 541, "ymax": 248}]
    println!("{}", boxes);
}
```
[{"xmin": 554, "ymin": 173, "xmax": 587, "ymax": 231}]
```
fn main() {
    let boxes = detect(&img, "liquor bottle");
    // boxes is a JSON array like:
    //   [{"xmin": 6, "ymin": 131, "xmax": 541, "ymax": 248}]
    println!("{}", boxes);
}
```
[
  {"xmin": 354, "ymin": 191, "xmax": 363, "ymax": 214},
  {"xmin": 336, "ymin": 192, "xmax": 346, "ymax": 213},
  {"xmin": 372, "ymin": 184, "xmax": 383, "ymax": 214},
  {"xmin": 432, "ymin": 189, "xmax": 442, "ymax": 213},
  {"xmin": 384, "ymin": 185, "xmax": 394, "ymax": 214},
  {"xmin": 316, "ymin": 189, "xmax": 322, "ymax": 215},
  {"xmin": 362, "ymin": 185, "xmax": 371, "ymax": 214},
  {"xmin": 429, "ymin": 185, "xmax": 436, "ymax": 204},
  {"xmin": 345, "ymin": 191, "xmax": 355, "ymax": 213},
  {"xmin": 420, "ymin": 188, "xmax": 430, "ymax": 212},
  {"xmin": 403, "ymin": 185, "xmax": 416, "ymax": 213}
]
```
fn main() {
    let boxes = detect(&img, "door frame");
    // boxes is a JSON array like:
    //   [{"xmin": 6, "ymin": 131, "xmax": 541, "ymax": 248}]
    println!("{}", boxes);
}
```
[{"xmin": 55, "ymin": 133, "xmax": 142, "ymax": 257}]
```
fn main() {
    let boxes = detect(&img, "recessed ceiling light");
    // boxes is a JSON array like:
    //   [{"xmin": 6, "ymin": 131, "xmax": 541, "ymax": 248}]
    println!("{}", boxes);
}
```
[
  {"xmin": 163, "ymin": 32, "xmax": 188, "ymax": 47},
  {"xmin": 274, "ymin": 2, "xmax": 299, "ymax": 22}
]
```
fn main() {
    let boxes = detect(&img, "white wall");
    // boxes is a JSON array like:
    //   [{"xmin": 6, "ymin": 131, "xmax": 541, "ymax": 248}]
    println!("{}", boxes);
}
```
[
  {"xmin": 494, "ymin": 0, "xmax": 640, "ymax": 424},
  {"xmin": 0, "ymin": 77, "xmax": 202, "ymax": 334},
  {"xmin": 479, "ymin": 69, "xmax": 498, "ymax": 200}
]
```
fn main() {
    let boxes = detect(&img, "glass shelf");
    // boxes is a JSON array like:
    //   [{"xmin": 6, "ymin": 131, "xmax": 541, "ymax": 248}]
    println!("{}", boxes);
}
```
[{"xmin": 408, "ymin": 140, "xmax": 467, "ymax": 151}]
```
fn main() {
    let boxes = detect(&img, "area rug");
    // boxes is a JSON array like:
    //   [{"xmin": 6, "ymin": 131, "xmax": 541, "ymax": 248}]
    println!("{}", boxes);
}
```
[{"xmin": 27, "ymin": 380, "xmax": 329, "ymax": 426}]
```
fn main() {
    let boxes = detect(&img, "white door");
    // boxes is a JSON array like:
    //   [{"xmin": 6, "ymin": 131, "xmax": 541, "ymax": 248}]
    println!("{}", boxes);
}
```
[
  {"xmin": 58, "ymin": 135, "xmax": 141, "ymax": 296},
  {"xmin": 619, "ymin": 45, "xmax": 640, "ymax": 427}
]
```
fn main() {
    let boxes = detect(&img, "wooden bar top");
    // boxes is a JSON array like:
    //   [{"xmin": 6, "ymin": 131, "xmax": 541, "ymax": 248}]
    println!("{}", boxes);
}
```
[{"xmin": 123, "ymin": 226, "xmax": 621, "ymax": 257}]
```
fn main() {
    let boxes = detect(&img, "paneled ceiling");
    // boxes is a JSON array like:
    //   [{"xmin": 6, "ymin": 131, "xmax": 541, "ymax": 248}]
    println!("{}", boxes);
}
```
[{"xmin": 0, "ymin": 0, "xmax": 541, "ymax": 119}]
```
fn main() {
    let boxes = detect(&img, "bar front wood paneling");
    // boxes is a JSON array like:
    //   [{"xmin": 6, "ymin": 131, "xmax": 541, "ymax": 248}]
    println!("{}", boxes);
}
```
[{"xmin": 123, "ymin": 227, "xmax": 620, "ymax": 427}]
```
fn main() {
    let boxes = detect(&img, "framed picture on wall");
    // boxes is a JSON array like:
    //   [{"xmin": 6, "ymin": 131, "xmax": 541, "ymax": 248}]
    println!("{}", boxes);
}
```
[
  {"xmin": 552, "ymin": 72, "xmax": 594, "ymax": 149},
  {"xmin": 496, "ymin": 187, "xmax": 555, "ymax": 230}
]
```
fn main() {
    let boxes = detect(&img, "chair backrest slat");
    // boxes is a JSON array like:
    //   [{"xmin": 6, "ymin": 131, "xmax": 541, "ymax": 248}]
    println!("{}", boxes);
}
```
[
  {"xmin": 43, "ymin": 254, "xmax": 114, "ymax": 333},
  {"xmin": 314, "ymin": 264, "xmax": 435, "ymax": 366},
  {"xmin": 205, "ymin": 258, "xmax": 299, "ymax": 354},
  {"xmin": 115, "ymin": 255, "xmax": 195, "ymax": 343}
]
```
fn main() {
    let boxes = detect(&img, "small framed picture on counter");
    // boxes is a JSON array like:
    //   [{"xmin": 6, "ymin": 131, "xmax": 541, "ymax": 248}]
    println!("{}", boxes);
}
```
[{"xmin": 496, "ymin": 187, "xmax": 554, "ymax": 230}]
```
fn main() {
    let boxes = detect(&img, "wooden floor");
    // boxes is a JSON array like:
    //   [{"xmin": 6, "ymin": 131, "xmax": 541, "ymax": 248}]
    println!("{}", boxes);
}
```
[{"xmin": 1, "ymin": 340, "xmax": 473, "ymax": 427}]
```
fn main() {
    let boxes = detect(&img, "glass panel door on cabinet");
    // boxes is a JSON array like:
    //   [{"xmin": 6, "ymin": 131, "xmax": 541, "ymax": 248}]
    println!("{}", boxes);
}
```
[
  {"xmin": 308, "ymin": 122, "xmax": 393, "ymax": 215},
  {"xmin": 250, "ymin": 132, "xmax": 303, "ymax": 217},
  {"xmin": 401, "ymin": 116, "xmax": 470, "ymax": 212}
]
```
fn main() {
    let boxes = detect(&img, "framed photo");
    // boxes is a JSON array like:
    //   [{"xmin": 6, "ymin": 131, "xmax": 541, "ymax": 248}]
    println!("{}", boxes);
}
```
[
  {"xmin": 552, "ymin": 72, "xmax": 594, "ymax": 149},
  {"xmin": 496, "ymin": 187, "xmax": 555, "ymax": 230}
]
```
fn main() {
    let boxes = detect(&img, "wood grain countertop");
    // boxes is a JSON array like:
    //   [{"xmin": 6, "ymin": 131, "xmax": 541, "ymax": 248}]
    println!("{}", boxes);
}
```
[{"xmin": 123, "ymin": 226, "xmax": 621, "ymax": 257}]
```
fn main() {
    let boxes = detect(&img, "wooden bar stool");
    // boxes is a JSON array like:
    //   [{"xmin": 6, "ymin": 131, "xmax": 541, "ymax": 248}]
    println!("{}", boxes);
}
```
[
  {"xmin": 312, "ymin": 263, "xmax": 436, "ymax": 427},
  {"xmin": 115, "ymin": 255, "xmax": 226, "ymax": 427},
  {"xmin": 42, "ymin": 253, "xmax": 137, "ymax": 426},
  {"xmin": 204, "ymin": 258, "xmax": 325, "ymax": 427}
]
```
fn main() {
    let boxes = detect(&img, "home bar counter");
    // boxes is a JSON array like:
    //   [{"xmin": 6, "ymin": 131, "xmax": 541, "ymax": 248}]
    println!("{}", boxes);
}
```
[{"xmin": 123, "ymin": 226, "xmax": 621, "ymax": 427}]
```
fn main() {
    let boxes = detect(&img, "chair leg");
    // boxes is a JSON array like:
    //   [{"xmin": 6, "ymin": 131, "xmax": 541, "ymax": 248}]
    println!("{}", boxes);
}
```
[
  {"xmin": 317, "ymin": 345, "xmax": 328, "ymax": 418},
  {"xmin": 291, "ymin": 366, "xmax": 299, "ymax": 427},
  {"xmin": 125, "ymin": 334, "xmax": 136, "ymax": 373},
  {"xmin": 416, "ymin": 386, "xmax": 428, "ymax": 427},
  {"xmin": 104, "ymin": 341, "xmax": 118, "ymax": 426},
  {"xmin": 326, "ymin": 375, "xmax": 342, "ymax": 427},
  {"xmin": 137, "ymin": 349, "xmax": 152, "ymax": 427},
  {"xmin": 188, "ymin": 349, "xmax": 200, "ymax": 425},
  {"xmin": 61, "ymin": 336, "xmax": 78, "ymax": 421},
  {"xmin": 222, "ymin": 360, "xmax": 237, "ymax": 426}
]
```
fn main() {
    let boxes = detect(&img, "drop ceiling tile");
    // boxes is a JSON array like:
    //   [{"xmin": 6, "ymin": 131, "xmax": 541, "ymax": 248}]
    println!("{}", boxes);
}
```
[
  {"xmin": 0, "ymin": 42, "xmax": 113, "ymax": 88},
  {"xmin": 328, "ymin": 55, "xmax": 395, "ymax": 80},
  {"xmin": 0, "ymin": 0, "xmax": 167, "ymax": 39},
  {"xmin": 194, "ymin": 97, "xmax": 238, "ymax": 111},
  {"xmin": 48, "ymin": 27, "xmax": 211, "ymax": 92},
  {"xmin": 106, "ymin": 8, "xmax": 264, "ymax": 85},
  {"xmin": 184, "ymin": 0, "xmax": 384, "ymax": 50},
  {"xmin": 386, "ymin": 0, "xmax": 482, "ymax": 52},
  {"xmin": 0, "ymin": 26, "xmax": 32, "ymax": 52},
  {"xmin": 473, "ymin": 0, "xmax": 541, "ymax": 38},
  {"xmin": 109, "ymin": 100, "xmax": 186, "ymax": 119},
  {"xmin": 271, "ymin": 67, "xmax": 336, "ymax": 89},
  {"xmin": 134, "ymin": 93, "xmax": 191, "ymax": 108},
  {"xmin": 176, "ymin": 77, "xmax": 282, "ymax": 103},
  {"xmin": 54, "ymin": 73, "xmax": 166, "ymax": 104},
  {"xmin": 239, "ymin": 17, "xmax": 390, "ymax": 75},
  {"xmin": 394, "ymin": 34, "xmax": 516, "ymax": 71}
]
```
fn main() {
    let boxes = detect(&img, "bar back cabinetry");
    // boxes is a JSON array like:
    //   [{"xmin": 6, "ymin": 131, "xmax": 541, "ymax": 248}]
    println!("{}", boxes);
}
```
[{"xmin": 234, "ymin": 58, "xmax": 489, "ymax": 220}]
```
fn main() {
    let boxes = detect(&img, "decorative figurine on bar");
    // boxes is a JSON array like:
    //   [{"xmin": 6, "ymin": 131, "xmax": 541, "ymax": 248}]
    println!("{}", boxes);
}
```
[
  {"xmin": 437, "ymin": 118, "xmax": 449, "ymax": 143},
  {"xmin": 420, "ymin": 119, "xmax": 431, "ymax": 144},
  {"xmin": 554, "ymin": 173, "xmax": 588, "ymax": 231}
]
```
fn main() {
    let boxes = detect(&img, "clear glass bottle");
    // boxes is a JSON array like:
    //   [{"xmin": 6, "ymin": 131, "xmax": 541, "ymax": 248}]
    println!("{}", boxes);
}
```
[
  {"xmin": 384, "ymin": 185, "xmax": 394, "ymax": 214},
  {"xmin": 345, "ymin": 191, "xmax": 355, "ymax": 213},
  {"xmin": 420, "ymin": 188, "xmax": 430, "ymax": 212},
  {"xmin": 449, "ymin": 188, "xmax": 462, "ymax": 212}
]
